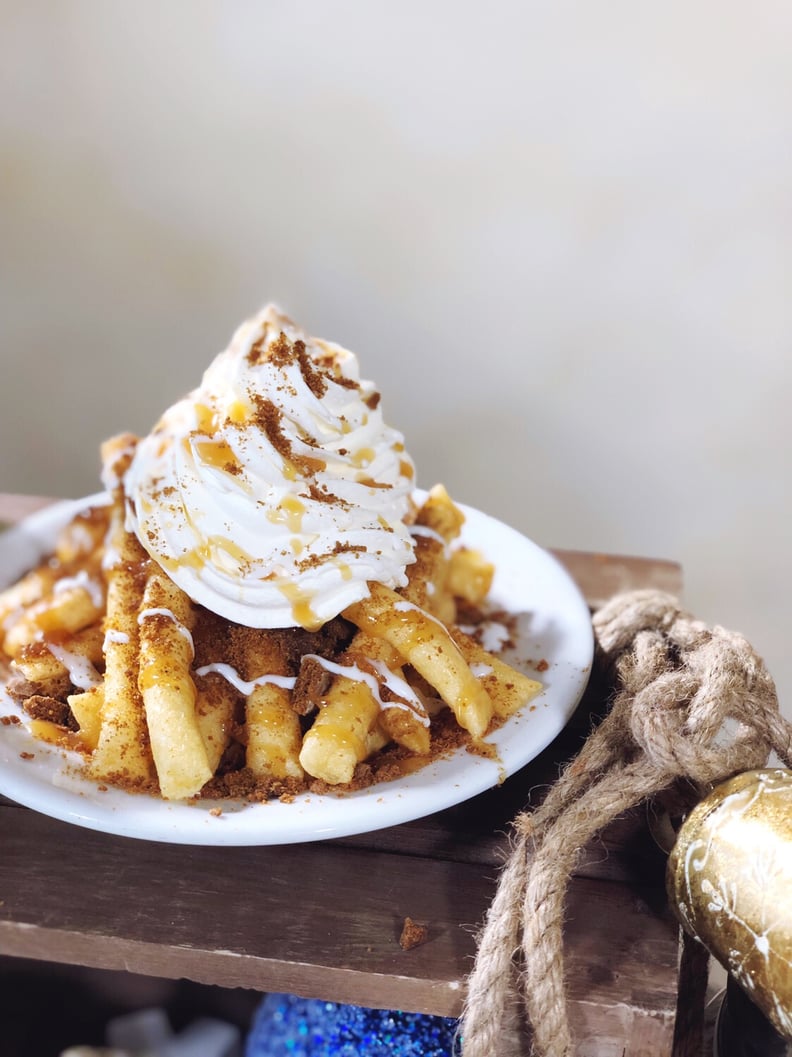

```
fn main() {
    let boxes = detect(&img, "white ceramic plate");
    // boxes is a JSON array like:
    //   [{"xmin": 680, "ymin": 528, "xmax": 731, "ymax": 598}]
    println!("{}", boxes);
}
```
[{"xmin": 0, "ymin": 495, "xmax": 593, "ymax": 845}]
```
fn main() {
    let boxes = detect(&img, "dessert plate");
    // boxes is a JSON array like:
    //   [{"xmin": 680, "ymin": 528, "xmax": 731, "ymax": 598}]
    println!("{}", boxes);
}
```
[{"xmin": 0, "ymin": 495, "xmax": 594, "ymax": 845}]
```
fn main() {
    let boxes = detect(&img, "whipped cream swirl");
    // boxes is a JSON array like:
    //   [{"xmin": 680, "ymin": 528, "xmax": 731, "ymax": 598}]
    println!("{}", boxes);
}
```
[{"xmin": 123, "ymin": 305, "xmax": 417, "ymax": 629}]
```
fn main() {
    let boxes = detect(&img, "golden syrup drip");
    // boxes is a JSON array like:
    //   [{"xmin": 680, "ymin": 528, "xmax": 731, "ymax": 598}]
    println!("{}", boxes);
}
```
[
  {"xmin": 338, "ymin": 563, "xmax": 353, "ymax": 581},
  {"xmin": 281, "ymin": 452, "xmax": 327, "ymax": 480},
  {"xmin": 279, "ymin": 582, "xmax": 323, "ymax": 631},
  {"xmin": 194, "ymin": 438, "xmax": 241, "ymax": 474},
  {"xmin": 28, "ymin": 718, "xmax": 92, "ymax": 755},
  {"xmin": 399, "ymin": 459, "xmax": 414, "ymax": 480},
  {"xmin": 351, "ymin": 447, "xmax": 375, "ymax": 468},
  {"xmin": 284, "ymin": 496, "xmax": 306, "ymax": 531},
  {"xmin": 158, "ymin": 535, "xmax": 253, "ymax": 576},
  {"xmin": 227, "ymin": 399, "xmax": 249, "ymax": 425},
  {"xmin": 314, "ymin": 721, "xmax": 364, "ymax": 755},
  {"xmin": 194, "ymin": 403, "xmax": 218, "ymax": 434},
  {"xmin": 208, "ymin": 535, "xmax": 254, "ymax": 573},
  {"xmin": 302, "ymin": 454, "xmax": 327, "ymax": 474},
  {"xmin": 268, "ymin": 495, "xmax": 305, "ymax": 533},
  {"xmin": 290, "ymin": 537, "xmax": 305, "ymax": 556},
  {"xmin": 138, "ymin": 662, "xmax": 166, "ymax": 692}
]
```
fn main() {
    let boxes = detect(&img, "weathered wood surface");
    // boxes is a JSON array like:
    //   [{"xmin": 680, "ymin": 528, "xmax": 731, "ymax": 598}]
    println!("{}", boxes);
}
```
[
  {"xmin": 0, "ymin": 798, "xmax": 679, "ymax": 1032},
  {"xmin": 0, "ymin": 495, "xmax": 684, "ymax": 1052}
]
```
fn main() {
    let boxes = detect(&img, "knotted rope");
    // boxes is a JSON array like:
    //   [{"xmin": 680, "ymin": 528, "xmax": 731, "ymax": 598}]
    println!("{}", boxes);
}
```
[{"xmin": 461, "ymin": 589, "xmax": 792, "ymax": 1057}]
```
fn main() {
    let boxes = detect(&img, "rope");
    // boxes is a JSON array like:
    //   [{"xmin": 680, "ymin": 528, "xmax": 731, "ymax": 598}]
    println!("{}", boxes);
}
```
[{"xmin": 461, "ymin": 589, "xmax": 792, "ymax": 1057}]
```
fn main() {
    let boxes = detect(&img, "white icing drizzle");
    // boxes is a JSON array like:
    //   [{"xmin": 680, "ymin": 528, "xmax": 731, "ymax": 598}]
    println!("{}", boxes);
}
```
[
  {"xmin": 459, "ymin": 620, "xmax": 510, "ymax": 653},
  {"xmin": 369, "ymin": 658, "xmax": 430, "ymax": 724},
  {"xmin": 409, "ymin": 524, "xmax": 448, "ymax": 549},
  {"xmin": 303, "ymin": 653, "xmax": 430, "ymax": 724},
  {"xmin": 45, "ymin": 643, "xmax": 102, "ymax": 690},
  {"xmin": 66, "ymin": 522, "xmax": 97, "ymax": 554},
  {"xmin": 103, "ymin": 628, "xmax": 130, "ymax": 650},
  {"xmin": 138, "ymin": 607, "xmax": 195, "ymax": 658},
  {"xmin": 194, "ymin": 662, "xmax": 297, "ymax": 695},
  {"xmin": 101, "ymin": 546, "xmax": 120, "ymax": 571},
  {"xmin": 393, "ymin": 598, "xmax": 448, "ymax": 633},
  {"xmin": 54, "ymin": 569, "xmax": 104, "ymax": 608},
  {"xmin": 194, "ymin": 653, "xmax": 429, "ymax": 725},
  {"xmin": 470, "ymin": 662, "xmax": 494, "ymax": 679}
]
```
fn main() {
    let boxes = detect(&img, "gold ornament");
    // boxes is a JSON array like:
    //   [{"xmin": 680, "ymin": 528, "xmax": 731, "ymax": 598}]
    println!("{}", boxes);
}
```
[{"xmin": 667, "ymin": 768, "xmax": 792, "ymax": 1039}]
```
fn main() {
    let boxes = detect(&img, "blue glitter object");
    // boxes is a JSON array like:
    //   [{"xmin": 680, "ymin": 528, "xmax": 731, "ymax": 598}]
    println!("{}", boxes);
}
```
[{"xmin": 245, "ymin": 993, "xmax": 461, "ymax": 1056}]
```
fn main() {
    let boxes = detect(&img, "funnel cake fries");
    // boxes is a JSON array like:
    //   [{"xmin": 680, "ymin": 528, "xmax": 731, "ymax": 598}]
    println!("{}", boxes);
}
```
[
  {"xmin": 1, "ymin": 304, "xmax": 543, "ymax": 804},
  {"xmin": 1, "ymin": 478, "xmax": 542, "ymax": 803}
]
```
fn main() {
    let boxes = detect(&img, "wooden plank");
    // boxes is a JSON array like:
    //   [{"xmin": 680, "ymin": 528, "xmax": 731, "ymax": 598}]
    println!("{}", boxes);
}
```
[
  {"xmin": 0, "ymin": 803, "xmax": 679, "ymax": 1034},
  {"xmin": 552, "ymin": 547, "xmax": 683, "ymax": 608}
]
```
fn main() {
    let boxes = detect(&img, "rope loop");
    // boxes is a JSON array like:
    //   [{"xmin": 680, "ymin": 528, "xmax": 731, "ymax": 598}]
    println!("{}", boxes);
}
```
[{"xmin": 461, "ymin": 589, "xmax": 791, "ymax": 1057}]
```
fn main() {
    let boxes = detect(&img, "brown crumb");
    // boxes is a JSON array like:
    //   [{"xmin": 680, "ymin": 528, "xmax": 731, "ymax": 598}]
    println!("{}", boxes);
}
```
[
  {"xmin": 19, "ymin": 752, "xmax": 34, "ymax": 760},
  {"xmin": 0, "ymin": 715, "xmax": 21, "ymax": 726},
  {"xmin": 23, "ymin": 694, "xmax": 76, "ymax": 729},
  {"xmin": 291, "ymin": 654, "xmax": 332, "ymax": 715},
  {"xmin": 535, "ymin": 658, "xmax": 549, "ymax": 672},
  {"xmin": 209, "ymin": 807, "xmax": 223, "ymax": 817},
  {"xmin": 399, "ymin": 916, "xmax": 429, "ymax": 950}
]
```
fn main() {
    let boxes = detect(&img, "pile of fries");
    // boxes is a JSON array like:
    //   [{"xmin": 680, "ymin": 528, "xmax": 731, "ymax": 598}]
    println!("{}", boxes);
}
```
[{"xmin": 0, "ymin": 439, "xmax": 541, "ymax": 802}]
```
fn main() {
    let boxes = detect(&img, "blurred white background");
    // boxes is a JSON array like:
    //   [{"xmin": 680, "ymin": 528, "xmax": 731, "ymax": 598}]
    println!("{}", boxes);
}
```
[{"xmin": 1, "ymin": 1, "xmax": 790, "ymax": 713}]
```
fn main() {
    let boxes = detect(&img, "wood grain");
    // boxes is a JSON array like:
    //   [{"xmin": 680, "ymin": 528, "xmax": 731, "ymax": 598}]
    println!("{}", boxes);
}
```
[{"xmin": 0, "ymin": 801, "xmax": 679, "ymax": 1026}]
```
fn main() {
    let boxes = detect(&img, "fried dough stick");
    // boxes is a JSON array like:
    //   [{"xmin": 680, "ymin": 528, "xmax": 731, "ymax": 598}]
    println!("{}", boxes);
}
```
[
  {"xmin": 193, "ymin": 674, "xmax": 237, "ymax": 777},
  {"xmin": 90, "ymin": 436, "xmax": 153, "ymax": 787},
  {"xmin": 0, "ymin": 567, "xmax": 61, "ymax": 645},
  {"xmin": 12, "ymin": 626, "xmax": 103, "ymax": 687},
  {"xmin": 403, "ymin": 484, "xmax": 464, "ymax": 623},
  {"xmin": 138, "ymin": 571, "xmax": 213, "ymax": 800},
  {"xmin": 450, "ymin": 627, "xmax": 542, "ymax": 719},
  {"xmin": 298, "ymin": 659, "xmax": 382, "ymax": 785},
  {"xmin": 306, "ymin": 486, "xmax": 467, "ymax": 777},
  {"xmin": 301, "ymin": 486, "xmax": 475, "ymax": 784},
  {"xmin": 2, "ymin": 563, "xmax": 105, "ymax": 658},
  {"xmin": 297, "ymin": 489, "xmax": 462, "ymax": 785},
  {"xmin": 239, "ymin": 629, "xmax": 305, "ymax": 781},
  {"xmin": 1, "ymin": 505, "xmax": 110, "ymax": 667},
  {"xmin": 68, "ymin": 685, "xmax": 104, "ymax": 750},
  {"xmin": 297, "ymin": 628, "xmax": 428, "ymax": 785},
  {"xmin": 446, "ymin": 546, "xmax": 494, "ymax": 606},
  {"xmin": 399, "ymin": 484, "xmax": 540, "ymax": 726},
  {"xmin": 344, "ymin": 581, "xmax": 494, "ymax": 740}
]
